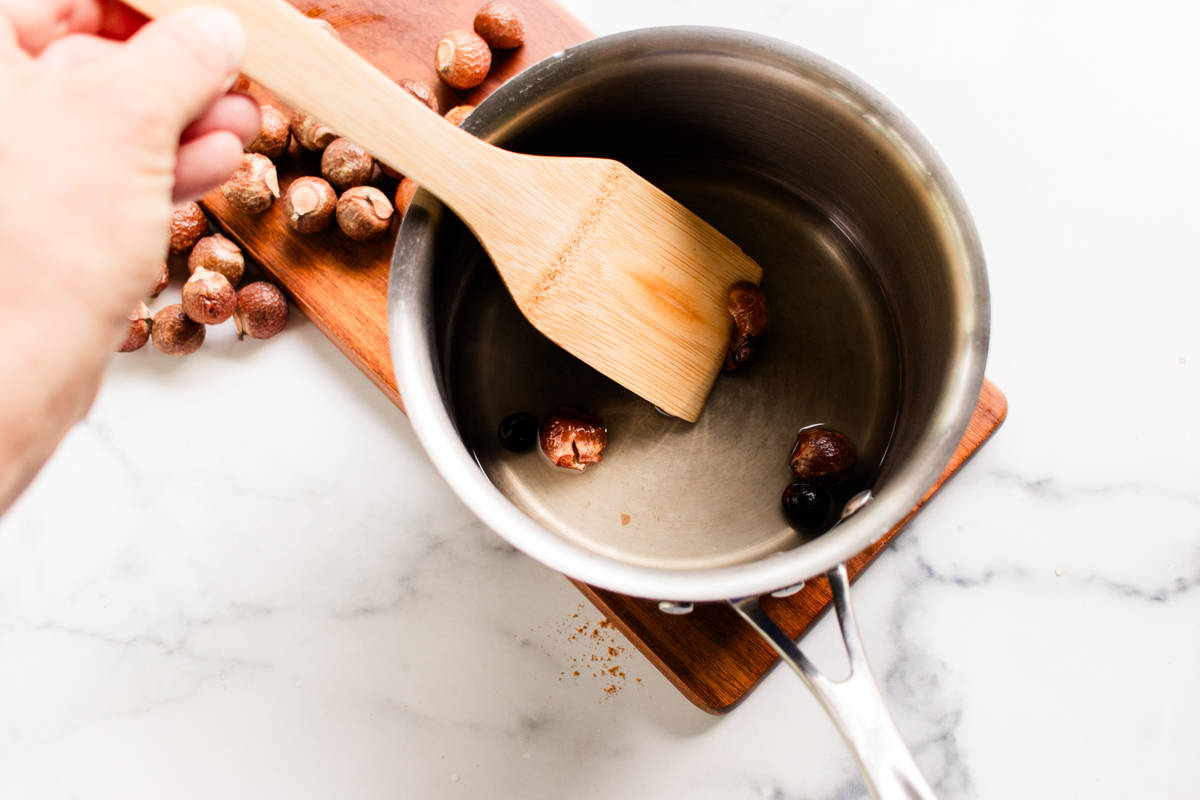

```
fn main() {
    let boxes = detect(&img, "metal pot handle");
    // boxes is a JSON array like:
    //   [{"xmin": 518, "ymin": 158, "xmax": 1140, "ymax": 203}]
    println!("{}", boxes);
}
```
[{"xmin": 729, "ymin": 563, "xmax": 936, "ymax": 800}]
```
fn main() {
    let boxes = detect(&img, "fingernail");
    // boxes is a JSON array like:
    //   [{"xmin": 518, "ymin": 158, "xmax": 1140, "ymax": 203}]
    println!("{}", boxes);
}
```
[{"xmin": 181, "ymin": 7, "xmax": 246, "ymax": 76}]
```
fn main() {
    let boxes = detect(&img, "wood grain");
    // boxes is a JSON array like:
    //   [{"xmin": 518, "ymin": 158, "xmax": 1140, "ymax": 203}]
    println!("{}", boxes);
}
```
[
  {"xmin": 575, "ymin": 379, "xmax": 1008, "ymax": 713},
  {"xmin": 189, "ymin": 0, "xmax": 1006, "ymax": 713}
]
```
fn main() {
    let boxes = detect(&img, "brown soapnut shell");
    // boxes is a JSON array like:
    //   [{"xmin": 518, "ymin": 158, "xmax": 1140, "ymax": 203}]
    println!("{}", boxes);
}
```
[
  {"xmin": 538, "ymin": 407, "xmax": 608, "ymax": 471},
  {"xmin": 222, "ymin": 153, "xmax": 280, "ymax": 215},
  {"xmin": 284, "ymin": 176, "xmax": 338, "ymax": 234},
  {"xmin": 149, "ymin": 262, "xmax": 169, "ymax": 298},
  {"xmin": 394, "ymin": 177, "xmax": 419, "ymax": 218},
  {"xmin": 398, "ymin": 78, "xmax": 439, "ymax": 113},
  {"xmin": 435, "ymin": 29, "xmax": 492, "ymax": 90},
  {"xmin": 790, "ymin": 427, "xmax": 857, "ymax": 483},
  {"xmin": 234, "ymin": 282, "xmax": 288, "ymax": 340},
  {"xmin": 246, "ymin": 105, "xmax": 291, "ymax": 158},
  {"xmin": 168, "ymin": 202, "xmax": 207, "ymax": 255},
  {"xmin": 291, "ymin": 111, "xmax": 338, "ymax": 151},
  {"xmin": 336, "ymin": 186, "xmax": 394, "ymax": 241},
  {"xmin": 182, "ymin": 267, "xmax": 236, "ymax": 325},
  {"xmin": 187, "ymin": 234, "xmax": 244, "ymax": 286},
  {"xmin": 443, "ymin": 104, "xmax": 475, "ymax": 127},
  {"xmin": 474, "ymin": 2, "xmax": 526, "ymax": 50},
  {"xmin": 118, "ymin": 302, "xmax": 152, "ymax": 353},
  {"xmin": 724, "ymin": 281, "xmax": 768, "ymax": 371},
  {"xmin": 321, "ymin": 138, "xmax": 374, "ymax": 192},
  {"xmin": 151, "ymin": 304, "xmax": 205, "ymax": 355}
]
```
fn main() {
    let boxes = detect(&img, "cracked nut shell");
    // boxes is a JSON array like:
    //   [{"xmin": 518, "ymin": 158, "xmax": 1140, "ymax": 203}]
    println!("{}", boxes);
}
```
[
  {"xmin": 246, "ymin": 105, "xmax": 291, "ymax": 158},
  {"xmin": 538, "ymin": 407, "xmax": 608, "ymax": 471},
  {"xmin": 118, "ymin": 302, "xmax": 152, "ymax": 353},
  {"xmin": 789, "ymin": 427, "xmax": 856, "ymax": 483},
  {"xmin": 234, "ymin": 282, "xmax": 288, "ymax": 340},
  {"xmin": 283, "ymin": 176, "xmax": 337, "ymax": 234},
  {"xmin": 168, "ymin": 202, "xmax": 208, "ymax": 254},
  {"xmin": 336, "ymin": 186, "xmax": 394, "ymax": 241},
  {"xmin": 221, "ymin": 153, "xmax": 280, "ymax": 215},
  {"xmin": 724, "ymin": 281, "xmax": 768, "ymax": 371},
  {"xmin": 321, "ymin": 138, "xmax": 374, "ymax": 192},
  {"xmin": 182, "ymin": 267, "xmax": 236, "ymax": 325},
  {"xmin": 291, "ymin": 112, "xmax": 337, "ymax": 151},
  {"xmin": 187, "ymin": 234, "xmax": 244, "ymax": 287},
  {"xmin": 435, "ymin": 29, "xmax": 492, "ymax": 90},
  {"xmin": 474, "ymin": 2, "xmax": 526, "ymax": 50},
  {"xmin": 151, "ymin": 304, "xmax": 205, "ymax": 355}
]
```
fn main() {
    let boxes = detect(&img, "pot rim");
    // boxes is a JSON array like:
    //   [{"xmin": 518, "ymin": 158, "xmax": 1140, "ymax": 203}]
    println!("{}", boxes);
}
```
[{"xmin": 389, "ymin": 26, "xmax": 989, "ymax": 602}]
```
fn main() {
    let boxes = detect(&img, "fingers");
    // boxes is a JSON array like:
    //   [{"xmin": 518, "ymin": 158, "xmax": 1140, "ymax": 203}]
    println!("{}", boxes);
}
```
[
  {"xmin": 172, "ymin": 129, "xmax": 243, "ymax": 202},
  {"xmin": 0, "ymin": 0, "xmax": 103, "ymax": 53},
  {"xmin": 0, "ymin": 14, "xmax": 27, "ymax": 62},
  {"xmin": 36, "ymin": 31, "xmax": 117, "ymax": 69},
  {"xmin": 181, "ymin": 92, "xmax": 260, "ymax": 147},
  {"xmin": 109, "ymin": 6, "xmax": 245, "ymax": 134}
]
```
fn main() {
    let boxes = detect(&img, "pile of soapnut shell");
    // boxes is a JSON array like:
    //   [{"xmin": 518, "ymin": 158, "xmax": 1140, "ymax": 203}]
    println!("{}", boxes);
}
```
[
  {"xmin": 118, "ymin": 203, "xmax": 288, "ymax": 355},
  {"xmin": 118, "ymin": 3, "xmax": 528, "ymax": 357}
]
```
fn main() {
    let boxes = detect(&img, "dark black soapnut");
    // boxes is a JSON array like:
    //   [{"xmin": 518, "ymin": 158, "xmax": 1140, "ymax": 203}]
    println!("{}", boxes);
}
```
[
  {"xmin": 498, "ymin": 411, "xmax": 539, "ymax": 452},
  {"xmin": 781, "ymin": 479, "xmax": 833, "ymax": 530}
]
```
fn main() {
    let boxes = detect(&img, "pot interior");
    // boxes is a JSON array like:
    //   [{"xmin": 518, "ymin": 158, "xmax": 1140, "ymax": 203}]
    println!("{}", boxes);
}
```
[{"xmin": 402, "ymin": 30, "xmax": 985, "ymax": 577}]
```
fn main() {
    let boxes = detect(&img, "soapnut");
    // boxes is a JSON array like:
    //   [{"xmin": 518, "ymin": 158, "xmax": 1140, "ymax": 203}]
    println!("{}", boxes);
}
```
[
  {"xmin": 291, "ymin": 111, "xmax": 338, "ymax": 151},
  {"xmin": 283, "ymin": 176, "xmax": 338, "ymax": 234},
  {"xmin": 435, "ymin": 29, "xmax": 491, "ymax": 90},
  {"xmin": 182, "ymin": 267, "xmax": 236, "ymax": 325},
  {"xmin": 394, "ymin": 177, "xmax": 419, "ymax": 218},
  {"xmin": 234, "ymin": 282, "xmax": 288, "ymax": 340},
  {"xmin": 789, "ymin": 427, "xmax": 856, "ymax": 483},
  {"xmin": 336, "ymin": 186, "xmax": 394, "ymax": 241},
  {"xmin": 168, "ymin": 202, "xmax": 207, "ymax": 255},
  {"xmin": 148, "ymin": 262, "xmax": 170, "ymax": 298},
  {"xmin": 221, "ymin": 153, "xmax": 280, "ymax": 215},
  {"xmin": 443, "ymin": 104, "xmax": 475, "ymax": 127},
  {"xmin": 151, "ymin": 304, "xmax": 205, "ymax": 355},
  {"xmin": 724, "ymin": 281, "xmax": 768, "ymax": 371},
  {"xmin": 398, "ymin": 78, "xmax": 440, "ymax": 114},
  {"xmin": 538, "ymin": 407, "xmax": 607, "ymax": 471},
  {"xmin": 474, "ymin": 2, "xmax": 526, "ymax": 50},
  {"xmin": 117, "ymin": 302, "xmax": 152, "ymax": 353},
  {"xmin": 246, "ymin": 105, "xmax": 291, "ymax": 158},
  {"xmin": 187, "ymin": 234, "xmax": 244, "ymax": 287},
  {"xmin": 320, "ymin": 138, "xmax": 375, "ymax": 192}
]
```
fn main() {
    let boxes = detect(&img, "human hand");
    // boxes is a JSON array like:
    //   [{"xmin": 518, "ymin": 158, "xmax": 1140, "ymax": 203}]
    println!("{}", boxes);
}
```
[{"xmin": 0, "ymin": 1, "xmax": 259, "ymax": 511}]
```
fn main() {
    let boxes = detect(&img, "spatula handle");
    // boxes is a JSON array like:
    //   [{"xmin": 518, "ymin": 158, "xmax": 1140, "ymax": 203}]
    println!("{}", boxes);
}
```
[{"xmin": 125, "ymin": 0, "xmax": 503, "ymax": 215}]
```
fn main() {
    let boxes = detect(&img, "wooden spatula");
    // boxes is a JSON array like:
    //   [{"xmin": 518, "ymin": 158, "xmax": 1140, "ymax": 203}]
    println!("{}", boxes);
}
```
[{"xmin": 128, "ymin": 0, "xmax": 762, "ymax": 421}]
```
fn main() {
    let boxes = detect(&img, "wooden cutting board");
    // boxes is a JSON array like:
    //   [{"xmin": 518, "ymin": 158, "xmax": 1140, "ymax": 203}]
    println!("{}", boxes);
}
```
[{"xmin": 201, "ymin": 0, "xmax": 1007, "ymax": 713}]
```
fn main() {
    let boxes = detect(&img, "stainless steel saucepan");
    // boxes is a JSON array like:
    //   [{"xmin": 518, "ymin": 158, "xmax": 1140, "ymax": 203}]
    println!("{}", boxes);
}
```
[{"xmin": 389, "ymin": 27, "xmax": 988, "ymax": 799}]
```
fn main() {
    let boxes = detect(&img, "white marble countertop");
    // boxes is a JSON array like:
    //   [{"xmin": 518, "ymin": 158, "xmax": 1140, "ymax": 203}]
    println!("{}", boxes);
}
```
[{"xmin": 2, "ymin": 1, "xmax": 1198, "ymax": 797}]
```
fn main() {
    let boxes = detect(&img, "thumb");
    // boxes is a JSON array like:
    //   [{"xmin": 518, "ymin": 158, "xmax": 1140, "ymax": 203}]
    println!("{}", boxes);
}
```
[{"xmin": 111, "ymin": 6, "xmax": 245, "ymax": 134}]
